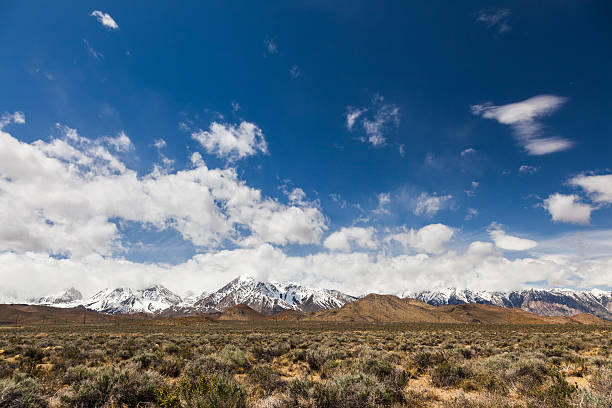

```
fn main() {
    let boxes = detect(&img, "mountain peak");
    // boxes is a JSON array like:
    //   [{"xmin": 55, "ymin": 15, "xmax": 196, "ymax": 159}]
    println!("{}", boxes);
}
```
[
  {"xmin": 29, "ymin": 287, "xmax": 83, "ymax": 305},
  {"xmin": 194, "ymin": 275, "xmax": 357, "ymax": 315}
]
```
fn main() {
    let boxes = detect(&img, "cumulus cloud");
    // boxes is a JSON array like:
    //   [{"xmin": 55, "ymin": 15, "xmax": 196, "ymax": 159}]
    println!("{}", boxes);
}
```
[
  {"xmin": 6, "ymin": 234, "xmax": 612, "ymax": 299},
  {"xmin": 570, "ymin": 174, "xmax": 612, "ymax": 203},
  {"xmin": 324, "ymin": 227, "xmax": 378, "ymax": 252},
  {"xmin": 476, "ymin": 8, "xmax": 511, "ymax": 33},
  {"xmin": 387, "ymin": 223, "xmax": 455, "ymax": 254},
  {"xmin": 471, "ymin": 95, "xmax": 573, "ymax": 155},
  {"xmin": 489, "ymin": 224, "xmax": 537, "ymax": 251},
  {"xmin": 0, "ymin": 125, "xmax": 325, "ymax": 258},
  {"xmin": 414, "ymin": 192, "xmax": 452, "ymax": 216},
  {"xmin": 346, "ymin": 95, "xmax": 399, "ymax": 147},
  {"xmin": 192, "ymin": 121, "xmax": 268, "ymax": 160},
  {"xmin": 543, "ymin": 193, "xmax": 592, "ymax": 224},
  {"xmin": 90, "ymin": 10, "xmax": 119, "ymax": 30},
  {"xmin": 1, "ymin": 111, "xmax": 25, "ymax": 129},
  {"xmin": 104, "ymin": 132, "xmax": 133, "ymax": 152}
]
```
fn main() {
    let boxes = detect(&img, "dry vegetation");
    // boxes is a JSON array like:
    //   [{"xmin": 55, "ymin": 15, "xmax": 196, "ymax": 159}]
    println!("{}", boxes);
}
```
[{"xmin": 0, "ymin": 321, "xmax": 610, "ymax": 408}]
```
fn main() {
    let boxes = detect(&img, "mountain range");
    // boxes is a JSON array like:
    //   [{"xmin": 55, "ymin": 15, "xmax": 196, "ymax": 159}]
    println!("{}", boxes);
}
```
[
  {"xmin": 299, "ymin": 294, "xmax": 605, "ymax": 325},
  {"xmin": 6, "ymin": 277, "xmax": 611, "ymax": 321},
  {"xmin": 21, "ymin": 275, "xmax": 357, "ymax": 316},
  {"xmin": 406, "ymin": 288, "xmax": 612, "ymax": 321}
]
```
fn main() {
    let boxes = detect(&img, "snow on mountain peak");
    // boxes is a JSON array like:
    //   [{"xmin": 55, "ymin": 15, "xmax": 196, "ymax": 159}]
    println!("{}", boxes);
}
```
[
  {"xmin": 81, "ymin": 284, "xmax": 183, "ymax": 314},
  {"xmin": 29, "ymin": 287, "xmax": 83, "ymax": 306},
  {"xmin": 193, "ymin": 275, "xmax": 357, "ymax": 315}
]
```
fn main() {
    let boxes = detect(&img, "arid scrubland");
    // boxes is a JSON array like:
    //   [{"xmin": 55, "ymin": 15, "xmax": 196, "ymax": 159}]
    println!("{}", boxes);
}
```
[{"xmin": 0, "ymin": 322, "xmax": 610, "ymax": 408}]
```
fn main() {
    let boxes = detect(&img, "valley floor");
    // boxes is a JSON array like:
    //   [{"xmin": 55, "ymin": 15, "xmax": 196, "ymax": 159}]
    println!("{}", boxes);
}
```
[{"xmin": 0, "ymin": 321, "xmax": 610, "ymax": 407}]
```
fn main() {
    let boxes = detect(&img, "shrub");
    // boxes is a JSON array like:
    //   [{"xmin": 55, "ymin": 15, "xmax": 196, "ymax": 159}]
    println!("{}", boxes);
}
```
[
  {"xmin": 158, "ymin": 375, "xmax": 247, "ymax": 408},
  {"xmin": 572, "ymin": 366, "xmax": 612, "ymax": 408},
  {"xmin": 430, "ymin": 361, "xmax": 472, "ymax": 388},
  {"xmin": 248, "ymin": 365, "xmax": 286, "ymax": 396},
  {"xmin": 0, "ymin": 376, "xmax": 48, "ymax": 408},
  {"xmin": 541, "ymin": 373, "xmax": 576, "ymax": 408},
  {"xmin": 288, "ymin": 372, "xmax": 407, "ymax": 408},
  {"xmin": 60, "ymin": 367, "xmax": 164, "ymax": 407}
]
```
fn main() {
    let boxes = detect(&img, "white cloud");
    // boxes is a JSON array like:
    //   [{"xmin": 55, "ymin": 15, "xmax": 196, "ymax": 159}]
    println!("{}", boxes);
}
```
[
  {"xmin": 465, "ymin": 208, "xmax": 479, "ymax": 220},
  {"xmin": 388, "ymin": 223, "xmax": 455, "ymax": 254},
  {"xmin": 346, "ymin": 96, "xmax": 399, "ymax": 147},
  {"xmin": 471, "ymin": 95, "xmax": 573, "ymax": 155},
  {"xmin": 460, "ymin": 148, "xmax": 476, "ymax": 156},
  {"xmin": 570, "ymin": 174, "xmax": 612, "ymax": 203},
  {"xmin": 330, "ymin": 193, "xmax": 347, "ymax": 209},
  {"xmin": 3, "ymin": 225, "xmax": 612, "ymax": 298},
  {"xmin": 90, "ymin": 10, "xmax": 119, "ymax": 30},
  {"xmin": 0, "ymin": 125, "xmax": 325, "ymax": 258},
  {"xmin": 362, "ymin": 105, "xmax": 399, "ymax": 146},
  {"xmin": 489, "ymin": 224, "xmax": 537, "ymax": 251},
  {"xmin": 1, "ymin": 111, "xmax": 25, "ymax": 129},
  {"xmin": 476, "ymin": 8, "xmax": 511, "ymax": 33},
  {"xmin": 543, "ymin": 193, "xmax": 592, "ymax": 224},
  {"xmin": 324, "ymin": 227, "xmax": 378, "ymax": 252},
  {"xmin": 373, "ymin": 192, "xmax": 391, "ymax": 215},
  {"xmin": 192, "ymin": 121, "xmax": 268, "ymax": 160},
  {"xmin": 414, "ymin": 192, "xmax": 452, "ymax": 216},
  {"xmin": 104, "ymin": 132, "xmax": 133, "ymax": 152},
  {"xmin": 519, "ymin": 164, "xmax": 539, "ymax": 174},
  {"xmin": 465, "ymin": 181, "xmax": 479, "ymax": 197},
  {"xmin": 6, "ymin": 234, "xmax": 612, "ymax": 299},
  {"xmin": 286, "ymin": 188, "xmax": 306, "ymax": 204},
  {"xmin": 524, "ymin": 138, "xmax": 573, "ymax": 155},
  {"xmin": 153, "ymin": 139, "xmax": 167, "ymax": 149},
  {"xmin": 345, "ymin": 107, "xmax": 366, "ymax": 131}
]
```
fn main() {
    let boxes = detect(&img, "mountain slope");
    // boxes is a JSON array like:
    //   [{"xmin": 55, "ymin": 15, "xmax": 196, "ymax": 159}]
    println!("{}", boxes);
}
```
[
  {"xmin": 218, "ymin": 304, "xmax": 266, "ymax": 321},
  {"xmin": 83, "ymin": 285, "xmax": 182, "ymax": 314},
  {"xmin": 29, "ymin": 287, "xmax": 83, "ymax": 306},
  {"xmin": 408, "ymin": 288, "xmax": 612, "ymax": 320},
  {"xmin": 193, "ymin": 275, "xmax": 357, "ymax": 315},
  {"xmin": 303, "ymin": 294, "xmax": 607, "ymax": 324},
  {"xmin": 305, "ymin": 294, "xmax": 457, "ymax": 323},
  {"xmin": 0, "ymin": 304, "xmax": 115, "ymax": 325}
]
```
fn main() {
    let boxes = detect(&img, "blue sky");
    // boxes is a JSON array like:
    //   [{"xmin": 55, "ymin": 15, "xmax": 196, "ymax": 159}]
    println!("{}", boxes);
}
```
[{"xmin": 1, "ymin": 1, "xmax": 611, "ymax": 297}]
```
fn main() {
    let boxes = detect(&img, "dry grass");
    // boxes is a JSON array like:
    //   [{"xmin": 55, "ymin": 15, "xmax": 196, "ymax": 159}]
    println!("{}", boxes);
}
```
[{"xmin": 0, "ymin": 321, "xmax": 609, "ymax": 407}]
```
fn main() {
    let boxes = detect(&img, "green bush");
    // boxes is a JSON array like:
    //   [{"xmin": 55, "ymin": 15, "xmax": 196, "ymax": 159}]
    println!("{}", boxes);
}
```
[
  {"xmin": 60, "ymin": 367, "xmax": 164, "ymax": 407},
  {"xmin": 158, "ymin": 375, "xmax": 247, "ymax": 408}
]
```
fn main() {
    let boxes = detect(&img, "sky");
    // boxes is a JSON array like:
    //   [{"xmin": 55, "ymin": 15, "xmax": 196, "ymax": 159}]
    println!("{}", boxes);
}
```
[{"xmin": 1, "ymin": 1, "xmax": 611, "ymax": 298}]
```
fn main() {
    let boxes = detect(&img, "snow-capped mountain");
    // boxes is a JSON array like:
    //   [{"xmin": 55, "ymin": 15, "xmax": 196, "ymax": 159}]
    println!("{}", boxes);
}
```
[
  {"xmin": 193, "ymin": 275, "xmax": 358, "ymax": 315},
  {"xmin": 83, "ymin": 284, "xmax": 182, "ymax": 314},
  {"xmin": 180, "ymin": 290, "xmax": 208, "ymax": 307},
  {"xmin": 22, "ymin": 280, "xmax": 610, "ymax": 320},
  {"xmin": 29, "ymin": 287, "xmax": 83, "ymax": 306},
  {"xmin": 406, "ymin": 288, "xmax": 612, "ymax": 321},
  {"xmin": 0, "ymin": 290, "xmax": 19, "ymax": 305}
]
